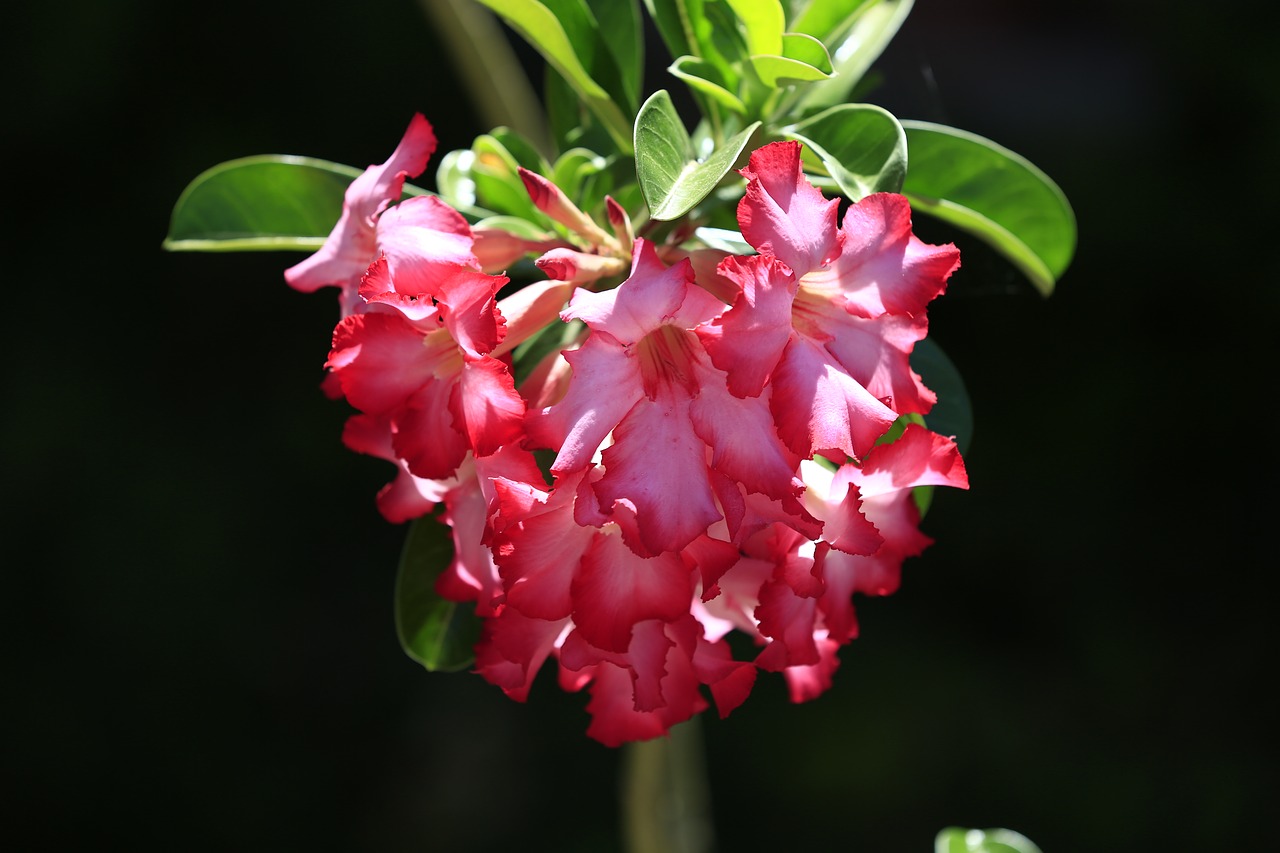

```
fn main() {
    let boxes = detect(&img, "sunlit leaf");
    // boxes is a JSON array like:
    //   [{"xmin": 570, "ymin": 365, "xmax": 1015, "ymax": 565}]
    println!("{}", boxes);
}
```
[
  {"xmin": 163, "ymin": 155, "xmax": 363, "ymax": 251},
  {"xmin": 902, "ymin": 121, "xmax": 1076, "ymax": 296},
  {"xmin": 472, "ymin": 134, "xmax": 544, "ymax": 220},
  {"xmin": 395, "ymin": 514, "xmax": 481, "ymax": 672},
  {"xmin": 725, "ymin": 0, "xmax": 785, "ymax": 55},
  {"xmin": 473, "ymin": 0, "xmax": 634, "ymax": 153},
  {"xmin": 552, "ymin": 147, "xmax": 608, "ymax": 201},
  {"xmin": 634, "ymin": 90, "xmax": 761, "ymax": 220},
  {"xmin": 669, "ymin": 56, "xmax": 748, "ymax": 113},
  {"xmin": 790, "ymin": 0, "xmax": 875, "ymax": 45},
  {"xmin": 795, "ymin": 0, "xmax": 914, "ymax": 110},
  {"xmin": 783, "ymin": 103, "xmax": 906, "ymax": 200},
  {"xmin": 935, "ymin": 827, "xmax": 1044, "ymax": 853},
  {"xmin": 750, "ymin": 36, "xmax": 835, "ymax": 87}
]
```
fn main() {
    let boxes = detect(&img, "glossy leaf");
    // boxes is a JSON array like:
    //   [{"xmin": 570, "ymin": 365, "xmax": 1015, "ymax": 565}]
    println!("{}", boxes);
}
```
[
  {"xmin": 164, "ymin": 155, "xmax": 364, "ymax": 252},
  {"xmin": 472, "ymin": 0, "xmax": 634, "ymax": 153},
  {"xmin": 902, "ymin": 121, "xmax": 1076, "ymax": 296},
  {"xmin": 635, "ymin": 90, "xmax": 761, "ymax": 220},
  {"xmin": 436, "ymin": 149, "xmax": 480, "ymax": 210},
  {"xmin": 669, "ymin": 56, "xmax": 747, "ymax": 113},
  {"xmin": 641, "ymin": 0, "xmax": 692, "ymax": 61},
  {"xmin": 790, "ymin": 0, "xmax": 875, "ymax": 45},
  {"xmin": 912, "ymin": 337, "xmax": 972, "ymax": 455},
  {"xmin": 472, "ymin": 134, "xmax": 544, "ymax": 221},
  {"xmin": 750, "ymin": 35, "xmax": 835, "ymax": 87},
  {"xmin": 726, "ymin": 0, "xmax": 785, "ymax": 55},
  {"xmin": 395, "ymin": 514, "xmax": 482, "ymax": 672},
  {"xmin": 587, "ymin": 0, "xmax": 644, "ymax": 111},
  {"xmin": 552, "ymin": 147, "xmax": 608, "ymax": 201},
  {"xmin": 783, "ymin": 103, "xmax": 906, "ymax": 200},
  {"xmin": 935, "ymin": 827, "xmax": 1044, "ymax": 853},
  {"xmin": 796, "ymin": 0, "xmax": 914, "ymax": 110}
]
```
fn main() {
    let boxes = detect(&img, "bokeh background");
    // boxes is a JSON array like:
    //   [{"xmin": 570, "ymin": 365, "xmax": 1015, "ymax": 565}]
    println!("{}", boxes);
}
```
[{"xmin": 6, "ymin": 0, "xmax": 1275, "ymax": 849}]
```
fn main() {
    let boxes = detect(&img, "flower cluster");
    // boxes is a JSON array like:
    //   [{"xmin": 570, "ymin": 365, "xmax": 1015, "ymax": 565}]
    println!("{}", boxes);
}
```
[{"xmin": 292, "ymin": 114, "xmax": 969, "ymax": 745}]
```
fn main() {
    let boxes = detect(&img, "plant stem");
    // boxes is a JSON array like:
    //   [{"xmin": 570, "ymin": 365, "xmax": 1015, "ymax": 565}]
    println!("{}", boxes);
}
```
[{"xmin": 621, "ymin": 717, "xmax": 715, "ymax": 853}]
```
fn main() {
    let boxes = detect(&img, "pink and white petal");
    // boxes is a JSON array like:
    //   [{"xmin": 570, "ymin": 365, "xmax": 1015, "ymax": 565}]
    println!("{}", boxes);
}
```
[
  {"xmin": 340, "ymin": 413, "xmax": 452, "ymax": 522},
  {"xmin": 596, "ymin": 394, "xmax": 721, "ymax": 556},
  {"xmin": 491, "ymin": 279, "xmax": 576, "ymax": 358},
  {"xmin": 689, "ymin": 368, "xmax": 804, "ymax": 504},
  {"xmin": 861, "ymin": 491, "xmax": 934, "ymax": 562},
  {"xmin": 856, "ymin": 423, "xmax": 970, "ymax": 498},
  {"xmin": 769, "ymin": 337, "xmax": 898, "ymax": 461},
  {"xmin": 698, "ymin": 254, "xmax": 798, "ymax": 397},
  {"xmin": 736, "ymin": 141, "xmax": 839, "ymax": 277},
  {"xmin": 680, "ymin": 534, "xmax": 741, "ymax": 604},
  {"xmin": 782, "ymin": 635, "xmax": 842, "ymax": 703},
  {"xmin": 754, "ymin": 579, "xmax": 821, "ymax": 670},
  {"xmin": 582, "ymin": 663, "xmax": 668, "ymax": 746},
  {"xmin": 451, "ymin": 356, "xmax": 525, "ymax": 458},
  {"xmin": 327, "ymin": 312, "xmax": 451, "ymax": 414},
  {"xmin": 391, "ymin": 381, "xmax": 470, "ymax": 481},
  {"xmin": 489, "ymin": 478, "xmax": 592, "ymax": 620},
  {"xmin": 440, "ymin": 475, "xmax": 504, "ymax": 616},
  {"xmin": 472, "ymin": 444, "xmax": 547, "ymax": 511},
  {"xmin": 374, "ymin": 194, "xmax": 478, "ymax": 289},
  {"xmin": 822, "ymin": 311, "xmax": 935, "ymax": 415},
  {"xmin": 629, "ymin": 620, "xmax": 675, "ymax": 712},
  {"xmin": 570, "ymin": 533, "xmax": 693, "ymax": 653},
  {"xmin": 433, "ymin": 267, "xmax": 509, "ymax": 358},
  {"xmin": 808, "ymin": 478, "xmax": 884, "ymax": 556},
  {"xmin": 584, "ymin": 638, "xmax": 708, "ymax": 745},
  {"xmin": 563, "ymin": 241, "xmax": 691, "ymax": 345},
  {"xmin": 284, "ymin": 113, "xmax": 437, "ymax": 294},
  {"xmin": 692, "ymin": 637, "xmax": 757, "ymax": 718},
  {"xmin": 474, "ymin": 608, "xmax": 568, "ymax": 702},
  {"xmin": 525, "ymin": 333, "xmax": 643, "ymax": 473},
  {"xmin": 658, "ymin": 245, "xmax": 737, "ymax": 306},
  {"xmin": 811, "ymin": 192, "xmax": 960, "ymax": 319}
]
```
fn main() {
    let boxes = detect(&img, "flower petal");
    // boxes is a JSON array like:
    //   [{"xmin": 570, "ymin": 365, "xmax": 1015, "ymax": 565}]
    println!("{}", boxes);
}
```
[
  {"xmin": 737, "ymin": 140, "xmax": 839, "ymax": 276},
  {"xmin": 284, "ymin": 113, "xmax": 437, "ymax": 294}
]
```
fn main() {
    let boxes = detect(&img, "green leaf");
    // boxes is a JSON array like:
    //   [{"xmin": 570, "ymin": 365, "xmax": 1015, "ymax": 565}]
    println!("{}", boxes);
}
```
[
  {"xmin": 473, "ymin": 0, "xmax": 634, "ymax": 153},
  {"xmin": 911, "ymin": 337, "xmax": 972, "ymax": 455},
  {"xmin": 635, "ymin": 90, "xmax": 761, "ymax": 220},
  {"xmin": 795, "ymin": 0, "xmax": 914, "ymax": 110},
  {"xmin": 587, "ymin": 0, "xmax": 644, "ymax": 111},
  {"xmin": 725, "ymin": 0, "xmax": 785, "ymax": 55},
  {"xmin": 901, "ymin": 121, "xmax": 1076, "ymax": 297},
  {"xmin": 642, "ymin": 0, "xmax": 692, "ymax": 59},
  {"xmin": 782, "ymin": 103, "xmax": 906, "ymax": 199},
  {"xmin": 750, "ymin": 35, "xmax": 835, "ymax": 86},
  {"xmin": 552, "ymin": 147, "xmax": 609, "ymax": 201},
  {"xmin": 790, "ymin": 0, "xmax": 875, "ymax": 45},
  {"xmin": 935, "ymin": 827, "xmax": 1044, "ymax": 853},
  {"xmin": 471, "ymin": 133, "xmax": 544, "ymax": 221},
  {"xmin": 395, "ymin": 513, "xmax": 482, "ymax": 673},
  {"xmin": 513, "ymin": 318, "xmax": 585, "ymax": 385},
  {"xmin": 669, "ymin": 55, "xmax": 748, "ymax": 113},
  {"xmin": 163, "ymin": 155, "xmax": 365, "ymax": 252}
]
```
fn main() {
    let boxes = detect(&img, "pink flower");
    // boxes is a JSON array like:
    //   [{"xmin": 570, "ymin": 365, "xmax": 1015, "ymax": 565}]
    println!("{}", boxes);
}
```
[
  {"xmin": 526, "ymin": 239, "xmax": 808, "ymax": 556},
  {"xmin": 324, "ymin": 257, "xmax": 524, "ymax": 481},
  {"xmin": 475, "ymin": 467, "xmax": 754, "ymax": 745},
  {"xmin": 702, "ymin": 141, "xmax": 961, "ymax": 462}
]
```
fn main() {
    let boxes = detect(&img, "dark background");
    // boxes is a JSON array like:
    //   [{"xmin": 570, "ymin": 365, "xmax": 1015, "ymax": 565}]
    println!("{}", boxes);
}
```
[{"xmin": 5, "ymin": 0, "xmax": 1274, "ymax": 850}]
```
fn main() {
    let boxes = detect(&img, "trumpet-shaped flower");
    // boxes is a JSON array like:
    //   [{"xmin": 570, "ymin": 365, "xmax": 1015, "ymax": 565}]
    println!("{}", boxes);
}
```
[
  {"xmin": 703, "ymin": 142, "xmax": 961, "ymax": 462},
  {"xmin": 526, "ymin": 239, "xmax": 807, "ymax": 556},
  {"xmin": 325, "ymin": 258, "xmax": 524, "ymax": 481}
]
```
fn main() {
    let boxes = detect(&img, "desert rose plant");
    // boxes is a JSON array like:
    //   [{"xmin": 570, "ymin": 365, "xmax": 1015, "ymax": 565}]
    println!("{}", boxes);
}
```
[{"xmin": 166, "ymin": 1, "xmax": 1073, "ymax": 848}]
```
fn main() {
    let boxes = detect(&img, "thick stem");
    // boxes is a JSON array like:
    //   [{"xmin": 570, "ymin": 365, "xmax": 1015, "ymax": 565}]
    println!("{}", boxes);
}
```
[{"xmin": 621, "ymin": 718, "xmax": 715, "ymax": 853}]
